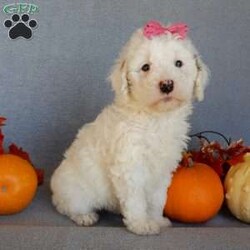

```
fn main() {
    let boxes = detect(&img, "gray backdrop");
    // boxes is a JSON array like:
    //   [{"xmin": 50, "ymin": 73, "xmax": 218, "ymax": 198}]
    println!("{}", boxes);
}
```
[{"xmin": 0, "ymin": 0, "xmax": 250, "ymax": 176}]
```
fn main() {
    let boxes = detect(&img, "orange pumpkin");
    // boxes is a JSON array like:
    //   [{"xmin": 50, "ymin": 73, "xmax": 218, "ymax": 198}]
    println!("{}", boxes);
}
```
[
  {"xmin": 164, "ymin": 161, "xmax": 224, "ymax": 223},
  {"xmin": 0, "ymin": 154, "xmax": 38, "ymax": 215}
]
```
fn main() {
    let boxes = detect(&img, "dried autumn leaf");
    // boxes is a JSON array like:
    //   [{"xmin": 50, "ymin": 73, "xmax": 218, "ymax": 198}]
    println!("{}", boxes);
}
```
[
  {"xmin": 8, "ymin": 143, "xmax": 31, "ymax": 163},
  {"xmin": 0, "ymin": 117, "xmax": 6, "ymax": 126},
  {"xmin": 8, "ymin": 143, "xmax": 45, "ymax": 186},
  {"xmin": 190, "ymin": 132, "xmax": 250, "ymax": 179},
  {"xmin": 35, "ymin": 168, "xmax": 45, "ymax": 186},
  {"xmin": 0, "ymin": 117, "xmax": 6, "ymax": 155},
  {"xmin": 0, "ymin": 131, "xmax": 4, "ymax": 155},
  {"xmin": 226, "ymin": 139, "xmax": 250, "ymax": 165},
  {"xmin": 190, "ymin": 140, "xmax": 226, "ymax": 177},
  {"xmin": 0, "ymin": 117, "xmax": 44, "ymax": 185}
]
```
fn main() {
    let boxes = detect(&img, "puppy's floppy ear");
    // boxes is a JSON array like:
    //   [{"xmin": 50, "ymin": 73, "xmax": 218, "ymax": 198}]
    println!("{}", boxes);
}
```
[
  {"xmin": 109, "ymin": 29, "xmax": 144, "ymax": 99},
  {"xmin": 194, "ymin": 55, "xmax": 209, "ymax": 101},
  {"xmin": 109, "ymin": 57, "xmax": 129, "ymax": 98}
]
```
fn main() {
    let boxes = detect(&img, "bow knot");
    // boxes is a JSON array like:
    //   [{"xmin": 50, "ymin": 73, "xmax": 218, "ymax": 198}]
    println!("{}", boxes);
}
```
[{"xmin": 143, "ymin": 20, "xmax": 188, "ymax": 40}]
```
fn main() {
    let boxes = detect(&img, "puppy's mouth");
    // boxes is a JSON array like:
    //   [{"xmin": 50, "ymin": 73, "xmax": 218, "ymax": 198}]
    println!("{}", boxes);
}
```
[
  {"xmin": 150, "ymin": 95, "xmax": 183, "ymax": 108},
  {"xmin": 162, "ymin": 96, "xmax": 174, "ymax": 102},
  {"xmin": 161, "ymin": 95, "xmax": 182, "ymax": 104}
]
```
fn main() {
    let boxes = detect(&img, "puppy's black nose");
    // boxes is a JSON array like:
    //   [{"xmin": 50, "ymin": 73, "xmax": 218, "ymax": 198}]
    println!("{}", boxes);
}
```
[{"xmin": 159, "ymin": 80, "xmax": 174, "ymax": 94}]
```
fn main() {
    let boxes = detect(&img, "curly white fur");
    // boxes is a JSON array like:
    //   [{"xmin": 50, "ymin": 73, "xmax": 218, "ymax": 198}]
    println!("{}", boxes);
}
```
[{"xmin": 50, "ymin": 22, "xmax": 209, "ymax": 235}]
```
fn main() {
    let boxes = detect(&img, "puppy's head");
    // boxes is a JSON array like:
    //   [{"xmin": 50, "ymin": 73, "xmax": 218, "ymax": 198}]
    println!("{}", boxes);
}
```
[{"xmin": 109, "ymin": 21, "xmax": 209, "ymax": 112}]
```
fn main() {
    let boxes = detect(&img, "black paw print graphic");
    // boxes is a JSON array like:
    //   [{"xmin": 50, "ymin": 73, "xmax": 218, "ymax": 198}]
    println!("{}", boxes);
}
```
[{"xmin": 4, "ymin": 14, "xmax": 37, "ymax": 39}]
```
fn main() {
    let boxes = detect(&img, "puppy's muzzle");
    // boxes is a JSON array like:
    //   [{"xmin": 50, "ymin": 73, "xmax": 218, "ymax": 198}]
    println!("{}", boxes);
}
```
[{"xmin": 159, "ymin": 80, "xmax": 174, "ymax": 94}]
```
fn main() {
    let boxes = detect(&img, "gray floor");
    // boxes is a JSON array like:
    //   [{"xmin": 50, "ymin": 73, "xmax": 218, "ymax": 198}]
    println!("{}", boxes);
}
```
[{"xmin": 0, "ymin": 183, "xmax": 249, "ymax": 250}]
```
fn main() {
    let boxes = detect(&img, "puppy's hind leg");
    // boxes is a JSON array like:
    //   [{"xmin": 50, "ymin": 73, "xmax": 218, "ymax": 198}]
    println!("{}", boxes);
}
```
[
  {"xmin": 51, "ymin": 186, "xmax": 100, "ymax": 226},
  {"xmin": 51, "ymin": 166, "xmax": 100, "ymax": 227}
]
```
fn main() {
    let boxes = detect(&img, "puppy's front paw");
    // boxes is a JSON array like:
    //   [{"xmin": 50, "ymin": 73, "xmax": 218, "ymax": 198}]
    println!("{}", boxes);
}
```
[
  {"xmin": 70, "ymin": 212, "xmax": 99, "ymax": 226},
  {"xmin": 123, "ymin": 218, "xmax": 160, "ymax": 235}
]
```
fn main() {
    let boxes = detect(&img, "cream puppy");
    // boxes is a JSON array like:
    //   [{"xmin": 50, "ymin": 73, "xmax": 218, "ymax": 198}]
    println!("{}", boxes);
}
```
[{"xmin": 50, "ymin": 20, "xmax": 209, "ymax": 235}]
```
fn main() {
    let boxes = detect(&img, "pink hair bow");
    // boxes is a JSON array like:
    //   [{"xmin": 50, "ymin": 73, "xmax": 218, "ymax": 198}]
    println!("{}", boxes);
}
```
[{"xmin": 143, "ymin": 20, "xmax": 189, "ymax": 40}]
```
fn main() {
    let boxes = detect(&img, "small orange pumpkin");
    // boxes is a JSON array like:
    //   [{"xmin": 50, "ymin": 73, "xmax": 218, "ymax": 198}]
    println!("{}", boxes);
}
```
[
  {"xmin": 164, "ymin": 160, "xmax": 224, "ymax": 223},
  {"xmin": 0, "ymin": 154, "xmax": 38, "ymax": 215}
]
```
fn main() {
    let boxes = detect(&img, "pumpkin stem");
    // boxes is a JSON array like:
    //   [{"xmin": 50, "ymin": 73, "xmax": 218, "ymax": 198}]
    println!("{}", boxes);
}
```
[
  {"xmin": 181, "ymin": 152, "xmax": 194, "ymax": 168},
  {"xmin": 190, "ymin": 131, "xmax": 231, "ymax": 146}
]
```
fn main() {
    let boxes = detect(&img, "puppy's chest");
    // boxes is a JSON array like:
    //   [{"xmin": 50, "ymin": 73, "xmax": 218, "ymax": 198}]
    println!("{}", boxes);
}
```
[
  {"xmin": 125, "ymin": 116, "xmax": 184, "ymax": 163},
  {"xmin": 103, "ymin": 108, "xmax": 188, "ymax": 173},
  {"xmin": 142, "ymin": 120, "xmax": 180, "ymax": 159}
]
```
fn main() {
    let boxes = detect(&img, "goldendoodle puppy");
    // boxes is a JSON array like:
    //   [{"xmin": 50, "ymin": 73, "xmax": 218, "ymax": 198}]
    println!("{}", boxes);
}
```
[{"xmin": 51, "ymin": 20, "xmax": 209, "ymax": 235}]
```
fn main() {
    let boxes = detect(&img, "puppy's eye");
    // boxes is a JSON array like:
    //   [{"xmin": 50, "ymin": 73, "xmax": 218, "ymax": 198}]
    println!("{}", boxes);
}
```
[
  {"xmin": 141, "ymin": 64, "xmax": 150, "ymax": 72},
  {"xmin": 175, "ymin": 60, "xmax": 183, "ymax": 68}
]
